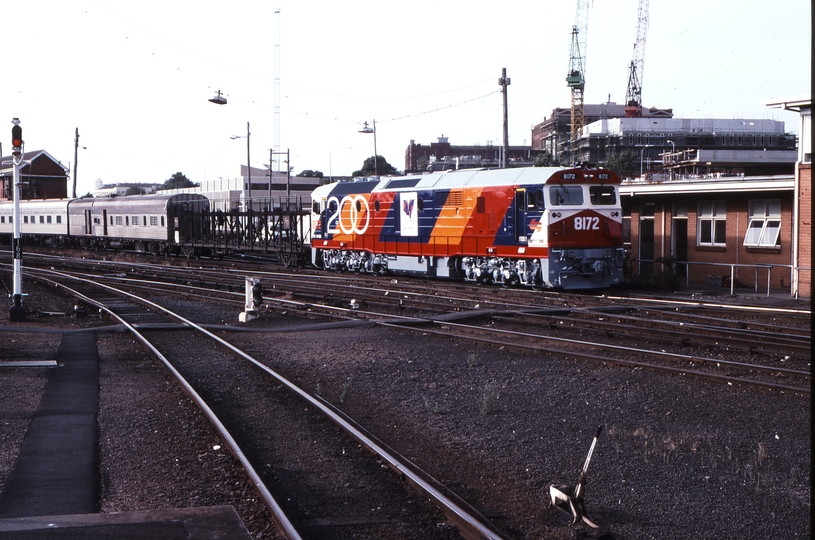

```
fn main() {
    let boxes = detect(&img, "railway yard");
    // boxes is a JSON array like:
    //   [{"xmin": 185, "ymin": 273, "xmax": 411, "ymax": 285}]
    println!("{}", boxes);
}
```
[{"xmin": 0, "ymin": 249, "xmax": 811, "ymax": 539}]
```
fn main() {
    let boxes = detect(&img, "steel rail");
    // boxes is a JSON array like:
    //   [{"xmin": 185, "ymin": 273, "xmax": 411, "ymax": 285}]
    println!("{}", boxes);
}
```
[
  {"xmin": 27, "ymin": 267, "xmax": 507, "ymax": 540},
  {"xmin": 374, "ymin": 320, "xmax": 810, "ymax": 395},
  {"xmin": 25, "ymin": 269, "xmax": 302, "ymax": 540}
]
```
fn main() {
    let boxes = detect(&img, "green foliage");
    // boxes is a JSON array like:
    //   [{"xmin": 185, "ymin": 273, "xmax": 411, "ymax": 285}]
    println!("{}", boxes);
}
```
[
  {"xmin": 162, "ymin": 172, "xmax": 198, "ymax": 190},
  {"xmin": 533, "ymin": 151, "xmax": 559, "ymax": 167},
  {"xmin": 352, "ymin": 155, "xmax": 399, "ymax": 177},
  {"xmin": 604, "ymin": 149, "xmax": 638, "ymax": 178},
  {"xmin": 125, "ymin": 186, "xmax": 144, "ymax": 196},
  {"xmin": 297, "ymin": 169, "xmax": 324, "ymax": 178}
]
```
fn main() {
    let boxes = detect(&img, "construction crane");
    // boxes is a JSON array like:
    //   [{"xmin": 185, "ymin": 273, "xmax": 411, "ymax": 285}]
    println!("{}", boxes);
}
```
[
  {"xmin": 624, "ymin": 0, "xmax": 649, "ymax": 117},
  {"xmin": 566, "ymin": 0, "xmax": 590, "ymax": 142}
]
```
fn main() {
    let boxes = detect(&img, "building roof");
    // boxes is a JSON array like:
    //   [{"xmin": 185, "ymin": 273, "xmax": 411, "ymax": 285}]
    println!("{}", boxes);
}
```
[
  {"xmin": 763, "ymin": 95, "xmax": 811, "ymax": 112},
  {"xmin": 620, "ymin": 174, "xmax": 795, "ymax": 196},
  {"xmin": 0, "ymin": 150, "xmax": 69, "ymax": 175}
]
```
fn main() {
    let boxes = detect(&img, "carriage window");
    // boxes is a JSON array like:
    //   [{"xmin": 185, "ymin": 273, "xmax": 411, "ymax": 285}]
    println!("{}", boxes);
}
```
[
  {"xmin": 312, "ymin": 201, "xmax": 320, "ymax": 214},
  {"xmin": 47, "ymin": 216, "xmax": 52, "ymax": 223},
  {"xmin": 40, "ymin": 216, "xmax": 45, "ymax": 223},
  {"xmin": 150, "ymin": 216, "xmax": 159, "ymax": 226},
  {"xmin": 23, "ymin": 216, "xmax": 28, "ymax": 223},
  {"xmin": 132, "ymin": 216, "xmax": 140, "ymax": 226},
  {"xmin": 115, "ymin": 216, "xmax": 123, "ymax": 225},
  {"xmin": 589, "ymin": 185, "xmax": 617, "ymax": 205},
  {"xmin": 161, "ymin": 216, "xmax": 165, "ymax": 227},
  {"xmin": 374, "ymin": 199, "xmax": 380, "ymax": 212},
  {"xmin": 549, "ymin": 185, "xmax": 583, "ymax": 206},
  {"xmin": 56, "ymin": 216, "xmax": 62, "ymax": 224}
]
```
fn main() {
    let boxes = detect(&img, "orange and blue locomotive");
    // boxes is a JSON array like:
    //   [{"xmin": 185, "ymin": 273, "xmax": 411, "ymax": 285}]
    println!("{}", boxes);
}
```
[{"xmin": 310, "ymin": 166, "xmax": 625, "ymax": 290}]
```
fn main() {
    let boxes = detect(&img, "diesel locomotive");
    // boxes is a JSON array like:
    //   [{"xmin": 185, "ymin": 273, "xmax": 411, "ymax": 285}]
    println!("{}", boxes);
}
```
[{"xmin": 310, "ymin": 166, "xmax": 625, "ymax": 290}]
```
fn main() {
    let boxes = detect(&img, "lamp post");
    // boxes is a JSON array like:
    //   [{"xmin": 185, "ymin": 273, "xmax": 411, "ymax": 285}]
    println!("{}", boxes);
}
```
[
  {"xmin": 640, "ymin": 144, "xmax": 652, "ymax": 178},
  {"xmin": 230, "ymin": 122, "xmax": 251, "ymax": 207},
  {"xmin": 72, "ymin": 128, "xmax": 87, "ymax": 199},
  {"xmin": 358, "ymin": 120, "xmax": 377, "ymax": 175}
]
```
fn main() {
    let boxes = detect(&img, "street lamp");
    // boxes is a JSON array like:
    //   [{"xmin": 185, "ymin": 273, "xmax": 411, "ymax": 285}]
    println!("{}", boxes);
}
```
[
  {"xmin": 358, "ymin": 120, "xmax": 377, "ymax": 175},
  {"xmin": 640, "ymin": 144, "xmax": 652, "ymax": 178},
  {"xmin": 666, "ymin": 139, "xmax": 676, "ymax": 161},
  {"xmin": 230, "ymin": 122, "xmax": 251, "ymax": 206}
]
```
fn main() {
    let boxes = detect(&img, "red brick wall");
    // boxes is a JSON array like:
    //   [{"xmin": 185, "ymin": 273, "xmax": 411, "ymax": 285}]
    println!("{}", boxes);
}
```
[
  {"xmin": 625, "ymin": 191, "xmax": 797, "ymax": 292},
  {"xmin": 797, "ymin": 163, "xmax": 811, "ymax": 297}
]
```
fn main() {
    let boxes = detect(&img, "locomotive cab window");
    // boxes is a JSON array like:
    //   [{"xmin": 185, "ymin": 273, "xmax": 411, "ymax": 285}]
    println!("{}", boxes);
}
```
[
  {"xmin": 527, "ymin": 189, "xmax": 545, "ymax": 210},
  {"xmin": 549, "ymin": 185, "xmax": 583, "ymax": 206},
  {"xmin": 589, "ymin": 185, "xmax": 616, "ymax": 205}
]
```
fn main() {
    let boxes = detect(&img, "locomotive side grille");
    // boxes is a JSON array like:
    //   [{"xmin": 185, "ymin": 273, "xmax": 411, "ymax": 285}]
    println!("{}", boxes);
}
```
[{"xmin": 436, "ymin": 190, "xmax": 462, "ymax": 207}]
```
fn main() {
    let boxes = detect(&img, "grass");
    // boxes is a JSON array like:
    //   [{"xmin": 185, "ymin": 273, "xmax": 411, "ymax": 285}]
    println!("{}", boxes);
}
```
[{"xmin": 479, "ymin": 383, "xmax": 500, "ymax": 415}]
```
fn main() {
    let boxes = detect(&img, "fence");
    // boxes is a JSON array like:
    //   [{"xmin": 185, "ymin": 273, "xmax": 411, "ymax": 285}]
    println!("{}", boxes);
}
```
[{"xmin": 630, "ymin": 258, "xmax": 811, "ymax": 299}]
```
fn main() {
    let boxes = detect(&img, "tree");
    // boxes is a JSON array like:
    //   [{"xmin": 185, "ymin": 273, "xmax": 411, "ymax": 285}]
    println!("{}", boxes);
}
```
[
  {"xmin": 125, "ymin": 186, "xmax": 144, "ymax": 196},
  {"xmin": 297, "ymin": 170, "xmax": 324, "ymax": 178},
  {"xmin": 162, "ymin": 172, "xmax": 198, "ymax": 190},
  {"xmin": 603, "ymin": 150, "xmax": 638, "ymax": 179},
  {"xmin": 352, "ymin": 155, "xmax": 399, "ymax": 177},
  {"xmin": 533, "ymin": 151, "xmax": 559, "ymax": 167}
]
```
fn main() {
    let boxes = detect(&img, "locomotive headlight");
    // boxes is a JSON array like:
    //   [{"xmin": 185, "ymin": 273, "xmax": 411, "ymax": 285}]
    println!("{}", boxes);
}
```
[{"xmin": 611, "ymin": 211, "xmax": 619, "ymax": 217}]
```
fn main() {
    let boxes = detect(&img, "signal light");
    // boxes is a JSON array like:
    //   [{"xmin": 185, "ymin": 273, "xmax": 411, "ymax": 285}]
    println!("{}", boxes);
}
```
[{"xmin": 11, "ymin": 122, "xmax": 22, "ymax": 156}]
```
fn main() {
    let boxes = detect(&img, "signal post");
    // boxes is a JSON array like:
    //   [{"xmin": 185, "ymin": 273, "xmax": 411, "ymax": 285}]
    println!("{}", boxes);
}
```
[{"xmin": 7, "ymin": 118, "xmax": 27, "ymax": 321}]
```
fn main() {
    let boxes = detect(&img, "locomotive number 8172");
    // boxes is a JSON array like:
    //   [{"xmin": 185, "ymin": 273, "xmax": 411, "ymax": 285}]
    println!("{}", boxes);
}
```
[{"xmin": 310, "ymin": 165, "xmax": 626, "ymax": 290}]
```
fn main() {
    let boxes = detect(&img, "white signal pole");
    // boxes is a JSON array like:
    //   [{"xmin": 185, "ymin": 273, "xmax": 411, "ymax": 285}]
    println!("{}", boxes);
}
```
[{"xmin": 8, "ymin": 118, "xmax": 27, "ymax": 321}]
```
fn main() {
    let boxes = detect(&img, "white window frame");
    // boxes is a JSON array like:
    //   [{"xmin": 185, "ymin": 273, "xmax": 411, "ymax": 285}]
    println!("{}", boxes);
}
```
[
  {"xmin": 743, "ymin": 199, "xmax": 781, "ymax": 247},
  {"xmin": 697, "ymin": 200, "xmax": 727, "ymax": 247}
]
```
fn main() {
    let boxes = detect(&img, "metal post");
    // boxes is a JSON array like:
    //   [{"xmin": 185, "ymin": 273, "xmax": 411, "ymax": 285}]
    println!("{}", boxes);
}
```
[
  {"xmin": 766, "ymin": 267, "xmax": 771, "ymax": 298},
  {"xmin": 9, "ymin": 119, "xmax": 25, "ymax": 321},
  {"xmin": 730, "ymin": 264, "xmax": 735, "ymax": 296},
  {"xmin": 73, "ymin": 128, "xmax": 79, "ymax": 199},
  {"xmin": 372, "ymin": 120, "xmax": 378, "ymax": 175},
  {"xmin": 499, "ymin": 68, "xmax": 511, "ymax": 168},
  {"xmin": 246, "ymin": 122, "xmax": 251, "ymax": 206}
]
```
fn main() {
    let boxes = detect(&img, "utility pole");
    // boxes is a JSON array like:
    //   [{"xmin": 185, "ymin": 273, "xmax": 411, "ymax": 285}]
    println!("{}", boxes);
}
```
[
  {"xmin": 499, "ymin": 68, "xmax": 511, "ymax": 168},
  {"xmin": 73, "ymin": 128, "xmax": 79, "ymax": 198}
]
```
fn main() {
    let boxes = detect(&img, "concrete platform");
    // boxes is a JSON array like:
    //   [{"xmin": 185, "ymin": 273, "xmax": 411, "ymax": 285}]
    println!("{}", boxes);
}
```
[{"xmin": 0, "ymin": 505, "xmax": 253, "ymax": 539}]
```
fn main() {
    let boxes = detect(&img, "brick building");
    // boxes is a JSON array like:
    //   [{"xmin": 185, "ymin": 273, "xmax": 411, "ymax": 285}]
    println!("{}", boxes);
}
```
[
  {"xmin": 620, "ymin": 175, "xmax": 800, "ymax": 296},
  {"xmin": 0, "ymin": 150, "xmax": 69, "ymax": 200},
  {"xmin": 404, "ymin": 136, "xmax": 535, "ymax": 174}
]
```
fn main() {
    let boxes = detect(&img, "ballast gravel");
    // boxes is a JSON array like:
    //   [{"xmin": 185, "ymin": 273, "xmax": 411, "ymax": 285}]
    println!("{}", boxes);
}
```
[{"xmin": 0, "ymin": 279, "xmax": 810, "ymax": 539}]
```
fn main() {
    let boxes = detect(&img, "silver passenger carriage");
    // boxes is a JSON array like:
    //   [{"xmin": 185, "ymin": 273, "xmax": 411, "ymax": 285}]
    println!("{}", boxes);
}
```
[
  {"xmin": 67, "ymin": 193, "xmax": 210, "ymax": 255},
  {"xmin": 0, "ymin": 199, "xmax": 71, "ymax": 243}
]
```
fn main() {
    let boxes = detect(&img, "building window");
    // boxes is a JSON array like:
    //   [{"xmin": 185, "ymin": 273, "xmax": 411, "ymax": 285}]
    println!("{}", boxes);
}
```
[
  {"xmin": 743, "ymin": 199, "xmax": 781, "ymax": 247},
  {"xmin": 697, "ymin": 201, "xmax": 726, "ymax": 246}
]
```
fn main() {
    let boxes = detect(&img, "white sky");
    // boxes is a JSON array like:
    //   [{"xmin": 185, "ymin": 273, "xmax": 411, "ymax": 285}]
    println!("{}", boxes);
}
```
[{"xmin": 3, "ymin": 0, "xmax": 810, "ymax": 195}]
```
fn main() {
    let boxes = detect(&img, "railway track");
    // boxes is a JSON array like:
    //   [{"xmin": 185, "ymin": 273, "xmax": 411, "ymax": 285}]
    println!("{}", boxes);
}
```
[
  {"xmin": 14, "ymin": 254, "xmax": 811, "ymax": 396},
  {"xmin": 23, "ymin": 266, "xmax": 509, "ymax": 540}
]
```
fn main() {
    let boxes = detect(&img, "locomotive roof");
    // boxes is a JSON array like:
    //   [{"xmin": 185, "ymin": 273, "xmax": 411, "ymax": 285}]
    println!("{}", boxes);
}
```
[{"xmin": 312, "ymin": 167, "xmax": 617, "ymax": 198}]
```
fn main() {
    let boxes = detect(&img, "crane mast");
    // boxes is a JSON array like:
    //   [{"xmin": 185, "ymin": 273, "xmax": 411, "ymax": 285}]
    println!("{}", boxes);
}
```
[
  {"xmin": 625, "ymin": 0, "xmax": 649, "ymax": 117},
  {"xmin": 567, "ymin": 0, "xmax": 590, "ymax": 142}
]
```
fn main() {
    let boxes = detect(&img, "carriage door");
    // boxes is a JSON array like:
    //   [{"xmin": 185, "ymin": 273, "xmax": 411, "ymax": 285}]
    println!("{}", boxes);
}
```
[
  {"xmin": 84, "ymin": 210, "xmax": 92, "ymax": 235},
  {"xmin": 514, "ymin": 189, "xmax": 527, "ymax": 243},
  {"xmin": 102, "ymin": 210, "xmax": 108, "ymax": 236}
]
